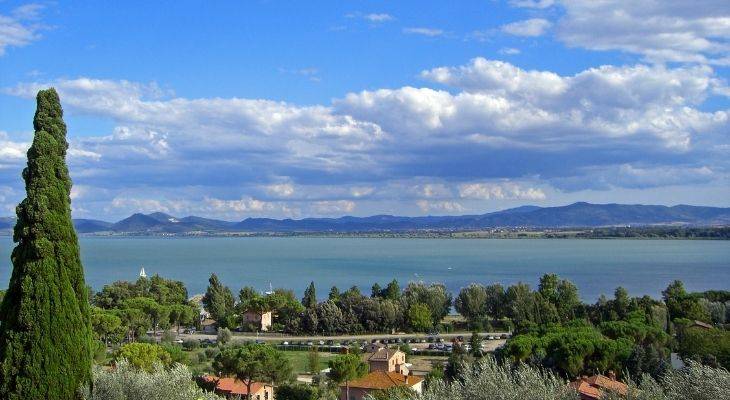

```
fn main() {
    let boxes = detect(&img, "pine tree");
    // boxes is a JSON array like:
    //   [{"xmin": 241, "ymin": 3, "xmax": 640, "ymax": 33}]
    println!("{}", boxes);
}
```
[
  {"xmin": 0, "ymin": 89, "xmax": 93, "ymax": 399},
  {"xmin": 302, "ymin": 281, "xmax": 316, "ymax": 309}
]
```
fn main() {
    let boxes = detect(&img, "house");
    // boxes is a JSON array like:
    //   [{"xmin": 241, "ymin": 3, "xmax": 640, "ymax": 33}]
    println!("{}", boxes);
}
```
[
  {"xmin": 201, "ymin": 318, "xmax": 218, "ymax": 334},
  {"xmin": 201, "ymin": 375, "xmax": 274, "ymax": 400},
  {"xmin": 340, "ymin": 348, "xmax": 422, "ymax": 400},
  {"xmin": 363, "ymin": 342, "xmax": 386, "ymax": 353},
  {"xmin": 367, "ymin": 348, "xmax": 408, "ymax": 374},
  {"xmin": 242, "ymin": 310, "xmax": 273, "ymax": 332},
  {"xmin": 340, "ymin": 371, "xmax": 423, "ymax": 400},
  {"xmin": 569, "ymin": 372, "xmax": 627, "ymax": 400}
]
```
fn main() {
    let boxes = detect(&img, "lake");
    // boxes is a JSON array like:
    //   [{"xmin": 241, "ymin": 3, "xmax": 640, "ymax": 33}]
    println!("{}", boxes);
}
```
[{"xmin": 0, "ymin": 237, "xmax": 728, "ymax": 301}]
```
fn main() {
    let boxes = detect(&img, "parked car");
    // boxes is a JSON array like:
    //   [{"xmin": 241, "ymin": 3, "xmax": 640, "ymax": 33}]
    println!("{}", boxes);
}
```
[{"xmin": 281, "ymin": 341, "xmax": 289, "ymax": 345}]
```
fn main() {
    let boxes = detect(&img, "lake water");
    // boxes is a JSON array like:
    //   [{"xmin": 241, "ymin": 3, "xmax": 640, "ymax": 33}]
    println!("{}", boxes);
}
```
[{"xmin": 0, "ymin": 237, "xmax": 728, "ymax": 302}]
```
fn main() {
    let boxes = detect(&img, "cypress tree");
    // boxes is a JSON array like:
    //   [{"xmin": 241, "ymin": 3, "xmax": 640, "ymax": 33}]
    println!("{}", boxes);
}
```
[
  {"xmin": 0, "ymin": 89, "xmax": 93, "ymax": 399},
  {"xmin": 302, "ymin": 281, "xmax": 316, "ymax": 309}
]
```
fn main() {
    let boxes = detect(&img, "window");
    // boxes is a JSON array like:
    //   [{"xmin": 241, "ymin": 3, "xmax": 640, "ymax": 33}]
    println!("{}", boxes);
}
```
[{"xmin": 265, "ymin": 391, "xmax": 269, "ymax": 400}]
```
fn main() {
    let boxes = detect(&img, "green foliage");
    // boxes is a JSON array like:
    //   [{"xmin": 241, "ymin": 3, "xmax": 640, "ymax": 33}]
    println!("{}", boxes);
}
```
[
  {"xmin": 663, "ymin": 280, "xmax": 711, "ymax": 323},
  {"xmin": 455, "ymin": 284, "xmax": 489, "ymax": 327},
  {"xmin": 84, "ymin": 360, "xmax": 223, "ymax": 400},
  {"xmin": 504, "ymin": 320, "xmax": 635, "ymax": 377},
  {"xmin": 676, "ymin": 325, "xmax": 730, "ymax": 369},
  {"xmin": 469, "ymin": 332, "xmax": 483, "ymax": 357},
  {"xmin": 423, "ymin": 356, "xmax": 586, "ymax": 400},
  {"xmin": 213, "ymin": 343, "xmax": 291, "ymax": 398},
  {"xmin": 402, "ymin": 282, "xmax": 452, "ymax": 326},
  {"xmin": 302, "ymin": 281, "xmax": 317, "ymax": 309},
  {"xmin": 217, "ymin": 327, "xmax": 232, "ymax": 345},
  {"xmin": 115, "ymin": 343, "xmax": 173, "ymax": 371},
  {"xmin": 92, "ymin": 307, "xmax": 124, "ymax": 345},
  {"xmin": 603, "ymin": 361, "xmax": 730, "ymax": 400},
  {"xmin": 327, "ymin": 354, "xmax": 368, "ymax": 384},
  {"xmin": 201, "ymin": 274, "xmax": 235, "ymax": 322},
  {"xmin": 369, "ymin": 385, "xmax": 418, "ymax": 400},
  {"xmin": 307, "ymin": 346, "xmax": 320, "ymax": 374},
  {"xmin": 0, "ymin": 88, "xmax": 93, "ymax": 400},
  {"xmin": 276, "ymin": 383, "xmax": 319, "ymax": 400},
  {"xmin": 407, "ymin": 302, "xmax": 433, "ymax": 332},
  {"xmin": 94, "ymin": 275, "xmax": 188, "ymax": 309}
]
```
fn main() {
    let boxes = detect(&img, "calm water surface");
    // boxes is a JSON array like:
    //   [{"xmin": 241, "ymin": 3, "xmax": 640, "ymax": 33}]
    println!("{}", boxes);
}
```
[{"xmin": 0, "ymin": 237, "xmax": 728, "ymax": 301}]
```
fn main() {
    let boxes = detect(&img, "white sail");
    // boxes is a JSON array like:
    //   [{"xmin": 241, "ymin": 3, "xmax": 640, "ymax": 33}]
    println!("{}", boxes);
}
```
[{"xmin": 139, "ymin": 267, "xmax": 147, "ymax": 278}]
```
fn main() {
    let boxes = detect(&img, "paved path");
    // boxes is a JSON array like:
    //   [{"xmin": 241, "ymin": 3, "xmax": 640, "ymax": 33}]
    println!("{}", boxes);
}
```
[{"xmin": 178, "ymin": 331, "xmax": 510, "ymax": 343}]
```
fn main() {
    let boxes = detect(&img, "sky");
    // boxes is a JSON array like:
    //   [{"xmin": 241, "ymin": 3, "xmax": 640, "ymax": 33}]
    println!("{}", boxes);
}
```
[{"xmin": 0, "ymin": 0, "xmax": 729, "ymax": 221}]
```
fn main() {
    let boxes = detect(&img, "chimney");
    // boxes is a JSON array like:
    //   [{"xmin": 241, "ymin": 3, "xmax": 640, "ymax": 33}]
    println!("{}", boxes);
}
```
[
  {"xmin": 405, "ymin": 371, "xmax": 412, "ymax": 384},
  {"xmin": 608, "ymin": 371, "xmax": 616, "ymax": 381}
]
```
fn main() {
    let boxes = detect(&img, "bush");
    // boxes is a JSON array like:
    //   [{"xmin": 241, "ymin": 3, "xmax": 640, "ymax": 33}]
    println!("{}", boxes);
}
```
[
  {"xmin": 138, "ymin": 335, "xmax": 156, "ymax": 344},
  {"xmin": 421, "ymin": 356, "xmax": 576, "ymax": 400},
  {"xmin": 217, "ymin": 327, "xmax": 232, "ymax": 345},
  {"xmin": 114, "ymin": 343, "xmax": 172, "ymax": 371},
  {"xmin": 182, "ymin": 339, "xmax": 200, "ymax": 351},
  {"xmin": 83, "ymin": 359, "xmax": 223, "ymax": 400},
  {"xmin": 204, "ymin": 348, "xmax": 219, "ymax": 359},
  {"xmin": 602, "ymin": 361, "xmax": 730, "ymax": 400},
  {"xmin": 161, "ymin": 331, "xmax": 176, "ymax": 343}
]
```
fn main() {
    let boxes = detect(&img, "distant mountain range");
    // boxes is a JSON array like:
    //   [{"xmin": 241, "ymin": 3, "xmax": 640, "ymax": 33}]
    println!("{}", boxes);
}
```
[{"xmin": 1, "ymin": 202, "xmax": 729, "ymax": 235}]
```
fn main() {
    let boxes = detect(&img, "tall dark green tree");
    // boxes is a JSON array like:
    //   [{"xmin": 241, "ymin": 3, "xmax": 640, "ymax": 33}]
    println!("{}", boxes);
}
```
[
  {"xmin": 201, "ymin": 273, "xmax": 235, "ymax": 322},
  {"xmin": 0, "ymin": 89, "xmax": 93, "ymax": 399},
  {"xmin": 302, "ymin": 281, "xmax": 317, "ymax": 309}
]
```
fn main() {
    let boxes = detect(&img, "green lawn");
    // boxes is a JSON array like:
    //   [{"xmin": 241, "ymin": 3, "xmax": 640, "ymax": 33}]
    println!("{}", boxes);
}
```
[{"xmin": 281, "ymin": 349, "xmax": 336, "ymax": 374}]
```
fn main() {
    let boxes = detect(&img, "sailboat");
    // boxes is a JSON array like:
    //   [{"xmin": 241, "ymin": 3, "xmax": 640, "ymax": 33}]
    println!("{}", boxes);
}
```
[
  {"xmin": 139, "ymin": 267, "xmax": 147, "ymax": 278},
  {"xmin": 264, "ymin": 282, "xmax": 274, "ymax": 295}
]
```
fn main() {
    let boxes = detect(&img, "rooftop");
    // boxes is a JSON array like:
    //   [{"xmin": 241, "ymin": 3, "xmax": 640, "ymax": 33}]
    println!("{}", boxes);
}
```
[{"xmin": 344, "ymin": 371, "xmax": 423, "ymax": 390}]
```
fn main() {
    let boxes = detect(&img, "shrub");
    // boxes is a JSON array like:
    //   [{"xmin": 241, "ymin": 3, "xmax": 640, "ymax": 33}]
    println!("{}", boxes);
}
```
[
  {"xmin": 204, "ymin": 348, "xmax": 219, "ymax": 359},
  {"xmin": 182, "ymin": 339, "xmax": 200, "ymax": 351},
  {"xmin": 161, "ymin": 331, "xmax": 176, "ymax": 343},
  {"xmin": 420, "ymin": 356, "xmax": 577, "ymax": 400},
  {"xmin": 114, "ymin": 343, "xmax": 172, "ymax": 371},
  {"xmin": 602, "ymin": 361, "xmax": 730, "ymax": 400},
  {"xmin": 217, "ymin": 327, "xmax": 232, "ymax": 345},
  {"xmin": 83, "ymin": 359, "xmax": 223, "ymax": 400}
]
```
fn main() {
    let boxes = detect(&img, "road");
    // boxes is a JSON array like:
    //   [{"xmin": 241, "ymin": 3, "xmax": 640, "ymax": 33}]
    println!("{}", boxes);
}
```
[{"xmin": 177, "ymin": 331, "xmax": 511, "ymax": 343}]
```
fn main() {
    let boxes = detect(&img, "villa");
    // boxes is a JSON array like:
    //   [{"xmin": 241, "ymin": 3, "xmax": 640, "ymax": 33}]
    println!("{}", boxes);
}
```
[
  {"xmin": 242, "ymin": 310, "xmax": 273, "ymax": 332},
  {"xmin": 201, "ymin": 375, "xmax": 274, "ymax": 400},
  {"xmin": 569, "ymin": 372, "xmax": 627, "ymax": 400},
  {"xmin": 340, "ymin": 348, "xmax": 423, "ymax": 400}
]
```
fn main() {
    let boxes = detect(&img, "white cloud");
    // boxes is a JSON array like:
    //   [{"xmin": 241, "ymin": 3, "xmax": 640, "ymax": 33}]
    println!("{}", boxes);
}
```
[
  {"xmin": 499, "ymin": 47, "xmax": 521, "ymax": 55},
  {"xmin": 555, "ymin": 0, "xmax": 730, "ymax": 65},
  {"xmin": 0, "ymin": 4, "xmax": 46, "ymax": 56},
  {"xmin": 459, "ymin": 182, "xmax": 546, "ymax": 200},
  {"xmin": 364, "ymin": 13, "xmax": 394, "ymax": 23},
  {"xmin": 501, "ymin": 18, "xmax": 552, "ymax": 37},
  {"xmin": 416, "ymin": 200, "xmax": 464, "ymax": 213},
  {"xmin": 509, "ymin": 0, "xmax": 555, "ymax": 9},
  {"xmin": 266, "ymin": 183, "xmax": 295, "ymax": 198},
  {"xmin": 310, "ymin": 200, "xmax": 356, "ymax": 215},
  {"xmin": 3, "ymin": 55, "xmax": 728, "ymax": 218},
  {"xmin": 403, "ymin": 27, "xmax": 444, "ymax": 37}
]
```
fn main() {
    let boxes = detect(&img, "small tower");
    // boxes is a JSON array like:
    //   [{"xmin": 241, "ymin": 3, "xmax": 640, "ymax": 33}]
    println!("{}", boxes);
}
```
[{"xmin": 139, "ymin": 267, "xmax": 147, "ymax": 278}]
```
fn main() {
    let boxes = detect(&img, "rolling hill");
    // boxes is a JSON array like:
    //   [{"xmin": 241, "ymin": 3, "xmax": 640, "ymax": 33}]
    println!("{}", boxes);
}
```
[{"xmin": 1, "ymin": 203, "xmax": 728, "ymax": 235}]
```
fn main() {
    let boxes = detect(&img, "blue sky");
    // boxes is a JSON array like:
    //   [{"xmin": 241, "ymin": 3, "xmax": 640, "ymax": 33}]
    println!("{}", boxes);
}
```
[{"xmin": 1, "ymin": 0, "xmax": 729, "ymax": 220}]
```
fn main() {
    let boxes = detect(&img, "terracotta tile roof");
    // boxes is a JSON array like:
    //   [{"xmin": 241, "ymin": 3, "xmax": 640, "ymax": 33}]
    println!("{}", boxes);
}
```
[
  {"xmin": 344, "ymin": 371, "xmax": 423, "ymax": 390},
  {"xmin": 569, "ymin": 375, "xmax": 627, "ymax": 400},
  {"xmin": 368, "ymin": 348, "xmax": 402, "ymax": 361},
  {"xmin": 569, "ymin": 380, "xmax": 602, "ymax": 400},
  {"xmin": 202, "ymin": 375, "xmax": 266, "ymax": 396}
]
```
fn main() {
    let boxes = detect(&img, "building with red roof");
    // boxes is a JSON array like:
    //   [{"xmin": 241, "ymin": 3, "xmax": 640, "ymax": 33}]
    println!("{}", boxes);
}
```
[{"xmin": 201, "ymin": 375, "xmax": 274, "ymax": 400}]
